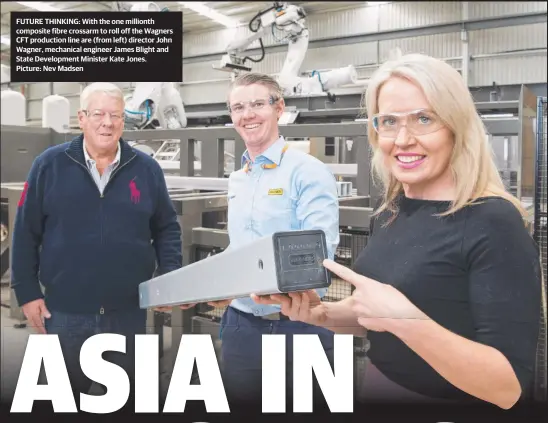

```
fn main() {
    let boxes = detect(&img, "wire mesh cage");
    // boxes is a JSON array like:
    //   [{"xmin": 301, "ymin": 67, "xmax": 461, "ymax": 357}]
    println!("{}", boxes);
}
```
[
  {"xmin": 327, "ymin": 228, "xmax": 370, "ymax": 302},
  {"xmin": 189, "ymin": 228, "xmax": 371, "ymax": 318},
  {"xmin": 533, "ymin": 96, "xmax": 547, "ymax": 403}
]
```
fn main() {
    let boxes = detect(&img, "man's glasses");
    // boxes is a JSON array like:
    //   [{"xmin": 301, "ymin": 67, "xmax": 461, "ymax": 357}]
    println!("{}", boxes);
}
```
[
  {"xmin": 83, "ymin": 109, "xmax": 124, "ymax": 123},
  {"xmin": 228, "ymin": 96, "xmax": 279, "ymax": 114},
  {"xmin": 371, "ymin": 109, "xmax": 445, "ymax": 138}
]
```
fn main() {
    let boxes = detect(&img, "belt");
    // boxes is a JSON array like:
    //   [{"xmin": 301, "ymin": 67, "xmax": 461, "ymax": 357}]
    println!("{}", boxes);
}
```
[
  {"xmin": 259, "ymin": 312, "xmax": 290, "ymax": 321},
  {"xmin": 229, "ymin": 306, "xmax": 290, "ymax": 321}
]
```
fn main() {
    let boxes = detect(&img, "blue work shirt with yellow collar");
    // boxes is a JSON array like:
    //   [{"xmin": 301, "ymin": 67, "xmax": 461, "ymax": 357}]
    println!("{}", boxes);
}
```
[{"xmin": 227, "ymin": 136, "xmax": 340, "ymax": 316}]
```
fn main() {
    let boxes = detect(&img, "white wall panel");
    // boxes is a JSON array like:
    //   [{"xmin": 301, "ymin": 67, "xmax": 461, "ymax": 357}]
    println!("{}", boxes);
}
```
[
  {"xmin": 183, "ymin": 27, "xmax": 249, "ymax": 57},
  {"xmin": 247, "ymin": 51, "xmax": 287, "ymax": 75},
  {"xmin": 182, "ymin": 6, "xmax": 381, "ymax": 57},
  {"xmin": 183, "ymin": 60, "xmax": 229, "ymax": 82},
  {"xmin": 470, "ymin": 53, "xmax": 548, "ymax": 86},
  {"xmin": 379, "ymin": 33, "xmax": 461, "ymax": 61},
  {"xmin": 378, "ymin": 2, "xmax": 461, "ymax": 31},
  {"xmin": 182, "ymin": 2, "xmax": 463, "ymax": 58},
  {"xmin": 302, "ymin": 42, "xmax": 378, "ymax": 70},
  {"xmin": 183, "ymin": 41, "xmax": 378, "ymax": 83},
  {"xmin": 181, "ymin": 80, "xmax": 231, "ymax": 105},
  {"xmin": 27, "ymin": 94, "xmax": 81, "ymax": 123},
  {"xmin": 52, "ymin": 82, "xmax": 82, "ymax": 96},
  {"xmin": 304, "ymin": 7, "xmax": 379, "ymax": 39},
  {"xmin": 468, "ymin": 23, "xmax": 547, "ymax": 55},
  {"xmin": 113, "ymin": 82, "xmax": 133, "ymax": 90},
  {"xmin": 27, "ymin": 99, "xmax": 41, "ymax": 123},
  {"xmin": 68, "ymin": 96, "xmax": 81, "ymax": 118},
  {"xmin": 181, "ymin": 1, "xmax": 545, "ymax": 60},
  {"xmin": 470, "ymin": 1, "xmax": 547, "ymax": 19},
  {"xmin": 27, "ymin": 82, "xmax": 51, "ymax": 99}
]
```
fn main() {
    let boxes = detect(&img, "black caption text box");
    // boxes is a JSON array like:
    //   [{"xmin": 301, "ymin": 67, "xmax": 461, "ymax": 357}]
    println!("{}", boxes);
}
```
[{"xmin": 10, "ymin": 11, "xmax": 182, "ymax": 83}]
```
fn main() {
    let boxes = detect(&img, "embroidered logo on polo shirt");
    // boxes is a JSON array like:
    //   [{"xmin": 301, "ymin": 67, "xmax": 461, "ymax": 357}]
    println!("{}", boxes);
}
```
[
  {"xmin": 268, "ymin": 188, "xmax": 283, "ymax": 195},
  {"xmin": 129, "ymin": 178, "xmax": 141, "ymax": 204}
]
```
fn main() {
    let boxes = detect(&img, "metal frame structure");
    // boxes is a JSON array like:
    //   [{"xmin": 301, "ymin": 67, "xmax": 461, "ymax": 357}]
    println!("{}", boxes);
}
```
[
  {"xmin": 120, "ymin": 122, "xmax": 378, "ymax": 198},
  {"xmin": 184, "ymin": 96, "xmax": 530, "ymax": 128}
]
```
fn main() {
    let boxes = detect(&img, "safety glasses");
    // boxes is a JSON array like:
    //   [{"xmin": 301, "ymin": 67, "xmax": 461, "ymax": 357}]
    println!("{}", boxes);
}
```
[{"xmin": 371, "ymin": 109, "xmax": 445, "ymax": 138}]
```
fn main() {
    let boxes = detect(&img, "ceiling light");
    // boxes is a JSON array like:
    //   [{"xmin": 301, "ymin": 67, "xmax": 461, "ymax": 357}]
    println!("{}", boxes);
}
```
[
  {"xmin": 367, "ymin": 2, "xmax": 390, "ymax": 5},
  {"xmin": 17, "ymin": 2, "xmax": 61, "ymax": 11},
  {"xmin": 1, "ymin": 36, "xmax": 10, "ymax": 46},
  {"xmin": 179, "ymin": 2, "xmax": 240, "ymax": 28}
]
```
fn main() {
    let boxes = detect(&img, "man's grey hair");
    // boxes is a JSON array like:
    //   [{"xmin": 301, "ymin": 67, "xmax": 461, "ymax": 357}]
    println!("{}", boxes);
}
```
[
  {"xmin": 227, "ymin": 72, "xmax": 283, "ymax": 104},
  {"xmin": 80, "ymin": 82, "xmax": 124, "ymax": 110}
]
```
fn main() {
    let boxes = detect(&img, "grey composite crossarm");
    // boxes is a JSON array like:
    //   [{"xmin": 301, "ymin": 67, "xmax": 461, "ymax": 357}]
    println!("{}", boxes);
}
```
[{"xmin": 139, "ymin": 230, "xmax": 332, "ymax": 308}]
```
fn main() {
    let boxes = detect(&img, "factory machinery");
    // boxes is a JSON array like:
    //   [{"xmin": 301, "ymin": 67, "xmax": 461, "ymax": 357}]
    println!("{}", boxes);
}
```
[{"xmin": 0, "ymin": 83, "xmax": 545, "ymax": 401}]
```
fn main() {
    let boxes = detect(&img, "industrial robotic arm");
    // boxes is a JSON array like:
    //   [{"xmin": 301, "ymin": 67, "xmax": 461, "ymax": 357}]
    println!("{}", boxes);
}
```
[
  {"xmin": 113, "ymin": 1, "xmax": 187, "ymax": 129},
  {"xmin": 217, "ymin": 2, "xmax": 358, "ymax": 97},
  {"xmin": 124, "ymin": 82, "xmax": 187, "ymax": 130}
]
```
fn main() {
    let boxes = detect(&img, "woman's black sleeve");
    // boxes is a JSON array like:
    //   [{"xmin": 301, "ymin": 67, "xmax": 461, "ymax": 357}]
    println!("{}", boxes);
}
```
[{"xmin": 462, "ymin": 199, "xmax": 543, "ymax": 396}]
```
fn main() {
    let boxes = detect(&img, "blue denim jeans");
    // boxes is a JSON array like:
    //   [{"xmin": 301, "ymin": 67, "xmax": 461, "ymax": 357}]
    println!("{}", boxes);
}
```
[
  {"xmin": 44, "ymin": 308, "xmax": 147, "ymax": 409},
  {"xmin": 219, "ymin": 306, "xmax": 335, "ymax": 408}
]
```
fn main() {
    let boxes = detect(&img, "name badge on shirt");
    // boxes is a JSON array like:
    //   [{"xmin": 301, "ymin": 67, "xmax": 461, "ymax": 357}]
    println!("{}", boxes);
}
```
[{"xmin": 268, "ymin": 188, "xmax": 284, "ymax": 195}]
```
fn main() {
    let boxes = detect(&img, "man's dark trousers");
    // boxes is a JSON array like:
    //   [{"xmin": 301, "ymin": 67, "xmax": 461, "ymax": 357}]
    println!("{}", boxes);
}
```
[
  {"xmin": 220, "ymin": 306, "xmax": 336, "ymax": 409},
  {"xmin": 44, "ymin": 307, "xmax": 147, "ymax": 412}
]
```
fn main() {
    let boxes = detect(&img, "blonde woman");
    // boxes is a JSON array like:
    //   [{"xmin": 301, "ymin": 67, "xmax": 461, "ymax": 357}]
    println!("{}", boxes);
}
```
[{"xmin": 253, "ymin": 54, "xmax": 542, "ymax": 409}]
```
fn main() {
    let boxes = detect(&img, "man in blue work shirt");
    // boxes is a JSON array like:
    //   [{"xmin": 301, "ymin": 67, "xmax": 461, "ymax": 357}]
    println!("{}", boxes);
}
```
[{"xmin": 211, "ymin": 72, "xmax": 340, "ymax": 406}]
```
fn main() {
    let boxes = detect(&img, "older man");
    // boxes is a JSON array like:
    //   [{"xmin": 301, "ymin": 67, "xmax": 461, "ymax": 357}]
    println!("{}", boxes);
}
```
[{"xmin": 11, "ymin": 82, "xmax": 182, "ymax": 407}]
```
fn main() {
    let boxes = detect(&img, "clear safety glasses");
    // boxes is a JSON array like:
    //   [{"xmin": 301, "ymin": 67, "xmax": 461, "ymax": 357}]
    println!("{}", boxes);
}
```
[
  {"xmin": 83, "ymin": 109, "xmax": 124, "ymax": 123},
  {"xmin": 371, "ymin": 109, "xmax": 445, "ymax": 138},
  {"xmin": 228, "ymin": 96, "xmax": 279, "ymax": 115}
]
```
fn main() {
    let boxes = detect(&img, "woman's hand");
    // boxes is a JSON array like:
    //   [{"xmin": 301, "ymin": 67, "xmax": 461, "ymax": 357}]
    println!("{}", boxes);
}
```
[
  {"xmin": 207, "ymin": 299, "xmax": 233, "ymax": 307},
  {"xmin": 154, "ymin": 303, "xmax": 197, "ymax": 312},
  {"xmin": 251, "ymin": 291, "xmax": 328, "ymax": 326},
  {"xmin": 322, "ymin": 259, "xmax": 429, "ymax": 332}
]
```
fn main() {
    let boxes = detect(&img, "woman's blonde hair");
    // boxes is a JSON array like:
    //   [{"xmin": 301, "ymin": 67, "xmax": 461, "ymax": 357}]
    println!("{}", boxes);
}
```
[{"xmin": 362, "ymin": 53, "xmax": 527, "ymax": 219}]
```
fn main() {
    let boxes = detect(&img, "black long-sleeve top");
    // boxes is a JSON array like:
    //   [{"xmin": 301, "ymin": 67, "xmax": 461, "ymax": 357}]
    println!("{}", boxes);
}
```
[{"xmin": 353, "ymin": 195, "xmax": 542, "ymax": 401}]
